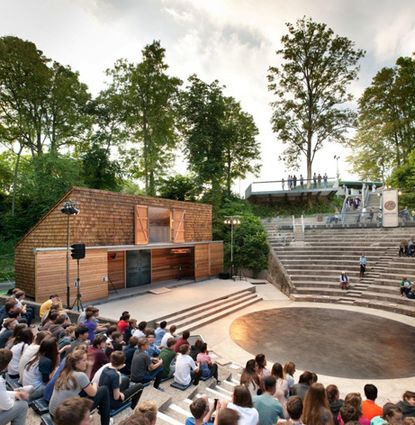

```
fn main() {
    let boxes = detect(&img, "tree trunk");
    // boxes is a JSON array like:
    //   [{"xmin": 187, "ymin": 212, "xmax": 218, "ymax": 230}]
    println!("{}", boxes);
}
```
[
  {"xmin": 143, "ymin": 120, "xmax": 149, "ymax": 194},
  {"xmin": 11, "ymin": 144, "xmax": 24, "ymax": 217},
  {"xmin": 227, "ymin": 150, "xmax": 232, "ymax": 197}
]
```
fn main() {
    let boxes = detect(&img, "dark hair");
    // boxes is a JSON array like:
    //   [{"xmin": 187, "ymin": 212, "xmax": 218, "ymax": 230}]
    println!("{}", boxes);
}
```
[
  {"xmin": 255, "ymin": 353, "xmax": 266, "ymax": 369},
  {"xmin": 27, "ymin": 337, "xmax": 59, "ymax": 372},
  {"xmin": 311, "ymin": 372, "xmax": 318, "ymax": 383},
  {"xmin": 182, "ymin": 330, "xmax": 190, "ymax": 339},
  {"xmin": 326, "ymin": 385, "xmax": 340, "ymax": 404},
  {"xmin": 138, "ymin": 321, "xmax": 147, "ymax": 331},
  {"xmin": 92, "ymin": 335, "xmax": 107, "ymax": 348},
  {"xmin": 0, "ymin": 348, "xmax": 13, "ymax": 370},
  {"xmin": 145, "ymin": 329, "xmax": 155, "ymax": 337},
  {"xmin": 34, "ymin": 331, "xmax": 51, "ymax": 345},
  {"xmin": 271, "ymin": 362, "xmax": 284, "ymax": 379},
  {"xmin": 47, "ymin": 310, "xmax": 59, "ymax": 322},
  {"xmin": 5, "ymin": 298, "xmax": 18, "ymax": 313},
  {"xmin": 2, "ymin": 318, "xmax": 16, "ymax": 329},
  {"xmin": 364, "ymin": 384, "xmax": 378, "ymax": 401},
  {"xmin": 200, "ymin": 342, "xmax": 208, "ymax": 353},
  {"xmin": 403, "ymin": 391, "xmax": 415, "ymax": 401},
  {"xmin": 85, "ymin": 310, "xmax": 95, "ymax": 320},
  {"xmin": 128, "ymin": 336, "xmax": 139, "ymax": 347},
  {"xmin": 233, "ymin": 385, "xmax": 253, "ymax": 408},
  {"xmin": 110, "ymin": 351, "xmax": 125, "ymax": 368},
  {"xmin": 264, "ymin": 375, "xmax": 277, "ymax": 392},
  {"xmin": 169, "ymin": 325, "xmax": 177, "ymax": 333},
  {"xmin": 190, "ymin": 397, "xmax": 208, "ymax": 420},
  {"xmin": 340, "ymin": 403, "xmax": 360, "ymax": 423},
  {"xmin": 179, "ymin": 344, "xmax": 189, "ymax": 355},
  {"xmin": 111, "ymin": 331, "xmax": 122, "ymax": 341},
  {"xmin": 54, "ymin": 396, "xmax": 93, "ymax": 425},
  {"xmin": 107, "ymin": 325, "xmax": 118, "ymax": 336},
  {"xmin": 160, "ymin": 321, "xmax": 167, "ymax": 329},
  {"xmin": 299, "ymin": 371, "xmax": 313, "ymax": 385},
  {"xmin": 49, "ymin": 294, "xmax": 59, "ymax": 299},
  {"xmin": 166, "ymin": 337, "xmax": 176, "ymax": 348},
  {"xmin": 217, "ymin": 408, "xmax": 239, "ymax": 425},
  {"xmin": 120, "ymin": 312, "xmax": 130, "ymax": 321},
  {"xmin": 287, "ymin": 396, "xmax": 303, "ymax": 420},
  {"xmin": 284, "ymin": 361, "xmax": 296, "ymax": 376},
  {"xmin": 303, "ymin": 383, "xmax": 331, "ymax": 425},
  {"xmin": 16, "ymin": 328, "xmax": 34, "ymax": 346},
  {"xmin": 383, "ymin": 403, "xmax": 402, "ymax": 420},
  {"xmin": 14, "ymin": 290, "xmax": 25, "ymax": 299},
  {"xmin": 75, "ymin": 326, "xmax": 89, "ymax": 339}
]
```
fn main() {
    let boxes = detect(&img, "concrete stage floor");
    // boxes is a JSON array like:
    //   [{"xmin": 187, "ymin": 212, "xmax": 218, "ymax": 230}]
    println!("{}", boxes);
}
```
[{"xmin": 230, "ymin": 307, "xmax": 415, "ymax": 379}]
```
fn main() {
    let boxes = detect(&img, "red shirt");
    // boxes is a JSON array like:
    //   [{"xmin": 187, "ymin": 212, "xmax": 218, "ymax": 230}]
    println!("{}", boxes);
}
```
[
  {"xmin": 362, "ymin": 400, "xmax": 383, "ymax": 420},
  {"xmin": 174, "ymin": 337, "xmax": 189, "ymax": 353},
  {"xmin": 117, "ymin": 319, "xmax": 129, "ymax": 335}
]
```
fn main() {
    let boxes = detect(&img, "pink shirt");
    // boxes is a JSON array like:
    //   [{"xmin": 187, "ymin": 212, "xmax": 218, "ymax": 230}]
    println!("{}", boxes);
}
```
[{"xmin": 196, "ymin": 353, "xmax": 212, "ymax": 364}]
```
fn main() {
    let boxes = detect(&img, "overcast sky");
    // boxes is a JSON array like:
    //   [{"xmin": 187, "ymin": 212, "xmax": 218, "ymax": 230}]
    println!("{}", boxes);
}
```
[{"xmin": 1, "ymin": 0, "xmax": 414, "ymax": 194}]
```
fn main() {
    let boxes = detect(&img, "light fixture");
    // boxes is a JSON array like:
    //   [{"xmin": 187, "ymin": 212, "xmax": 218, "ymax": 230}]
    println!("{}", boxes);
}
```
[{"xmin": 224, "ymin": 216, "xmax": 241, "ymax": 279}]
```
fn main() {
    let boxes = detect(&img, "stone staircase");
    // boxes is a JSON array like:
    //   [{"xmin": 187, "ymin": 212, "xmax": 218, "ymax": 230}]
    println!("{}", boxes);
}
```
[
  {"xmin": 264, "ymin": 222, "xmax": 415, "ymax": 316},
  {"xmin": 150, "ymin": 287, "xmax": 262, "ymax": 334}
]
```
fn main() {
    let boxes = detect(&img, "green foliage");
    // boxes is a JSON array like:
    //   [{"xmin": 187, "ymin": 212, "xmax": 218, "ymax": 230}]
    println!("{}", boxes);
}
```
[
  {"xmin": 268, "ymin": 17, "xmax": 364, "ymax": 181},
  {"xmin": 158, "ymin": 174, "xmax": 202, "ymax": 201},
  {"xmin": 388, "ymin": 149, "xmax": 415, "ymax": 209},
  {"xmin": 349, "ymin": 55, "xmax": 415, "ymax": 180},
  {"xmin": 214, "ymin": 198, "xmax": 269, "ymax": 275}
]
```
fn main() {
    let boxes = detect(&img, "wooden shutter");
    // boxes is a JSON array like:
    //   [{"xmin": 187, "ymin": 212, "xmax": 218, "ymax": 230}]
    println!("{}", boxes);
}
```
[
  {"xmin": 134, "ymin": 205, "xmax": 149, "ymax": 244},
  {"xmin": 171, "ymin": 209, "xmax": 185, "ymax": 243}
]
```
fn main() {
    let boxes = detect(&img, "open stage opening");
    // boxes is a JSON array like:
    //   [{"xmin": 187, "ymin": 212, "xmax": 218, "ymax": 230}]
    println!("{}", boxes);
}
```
[{"xmin": 230, "ymin": 307, "xmax": 415, "ymax": 379}]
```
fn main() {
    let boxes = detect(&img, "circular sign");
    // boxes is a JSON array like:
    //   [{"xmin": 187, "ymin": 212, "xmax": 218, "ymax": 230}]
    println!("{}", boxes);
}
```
[{"xmin": 384, "ymin": 200, "xmax": 396, "ymax": 211}]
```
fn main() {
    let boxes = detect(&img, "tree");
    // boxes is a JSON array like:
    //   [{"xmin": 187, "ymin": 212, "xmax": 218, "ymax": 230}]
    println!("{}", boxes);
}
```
[
  {"xmin": 181, "ymin": 75, "xmax": 260, "ymax": 204},
  {"xmin": 349, "ymin": 56, "xmax": 415, "ymax": 180},
  {"xmin": 104, "ymin": 41, "xmax": 182, "ymax": 195},
  {"xmin": 267, "ymin": 17, "xmax": 364, "ymax": 183},
  {"xmin": 158, "ymin": 174, "xmax": 201, "ymax": 201}
]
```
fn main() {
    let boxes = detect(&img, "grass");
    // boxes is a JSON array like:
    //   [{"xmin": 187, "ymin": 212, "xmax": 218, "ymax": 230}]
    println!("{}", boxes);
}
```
[{"xmin": 0, "ymin": 237, "xmax": 15, "ymax": 282}]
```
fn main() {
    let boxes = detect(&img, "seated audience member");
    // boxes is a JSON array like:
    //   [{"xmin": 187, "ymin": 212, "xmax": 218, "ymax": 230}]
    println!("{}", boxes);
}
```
[
  {"xmin": 12, "ymin": 290, "xmax": 34, "ymax": 325},
  {"xmin": 39, "ymin": 294, "xmax": 62, "ymax": 319},
  {"xmin": 174, "ymin": 343, "xmax": 201, "ymax": 387},
  {"xmin": 0, "ymin": 348, "xmax": 29, "ymax": 425},
  {"xmin": 159, "ymin": 337, "xmax": 177, "ymax": 380},
  {"xmin": 400, "ymin": 277, "xmax": 413, "ymax": 297},
  {"xmin": 40, "ymin": 310, "xmax": 60, "ymax": 331},
  {"xmin": 397, "ymin": 392, "xmax": 415, "ymax": 419},
  {"xmin": 340, "ymin": 402, "xmax": 360, "ymax": 424},
  {"xmin": 311, "ymin": 372, "xmax": 318, "ymax": 383},
  {"xmin": 70, "ymin": 326, "xmax": 90, "ymax": 351},
  {"xmin": 0, "ymin": 298, "xmax": 22, "ymax": 328},
  {"xmin": 22, "ymin": 337, "xmax": 59, "ymax": 399},
  {"xmin": 124, "ymin": 319, "xmax": 137, "ymax": 344},
  {"xmin": 284, "ymin": 361, "xmax": 296, "ymax": 392},
  {"xmin": 186, "ymin": 395, "xmax": 215, "ymax": 425},
  {"xmin": 0, "ymin": 318, "xmax": 17, "ymax": 348},
  {"xmin": 286, "ymin": 396, "xmax": 304, "ymax": 425},
  {"xmin": 119, "ymin": 400, "xmax": 158, "ymax": 425},
  {"xmin": 98, "ymin": 351, "xmax": 143, "ymax": 409},
  {"xmin": 54, "ymin": 396, "xmax": 93, "ymax": 425},
  {"xmin": 174, "ymin": 330, "xmax": 191, "ymax": 353},
  {"xmin": 83, "ymin": 308, "xmax": 108, "ymax": 343},
  {"xmin": 19, "ymin": 330, "xmax": 51, "ymax": 380},
  {"xmin": 340, "ymin": 272, "xmax": 351, "ymax": 290},
  {"xmin": 8, "ymin": 328, "xmax": 33, "ymax": 378},
  {"xmin": 190, "ymin": 339, "xmax": 205, "ymax": 361},
  {"xmin": 160, "ymin": 325, "xmax": 177, "ymax": 348},
  {"xmin": 371, "ymin": 403, "xmax": 403, "ymax": 425},
  {"xmin": 303, "ymin": 383, "xmax": 333, "ymax": 425},
  {"xmin": 291, "ymin": 371, "xmax": 313, "ymax": 400},
  {"xmin": 49, "ymin": 314, "xmax": 68, "ymax": 340},
  {"xmin": 117, "ymin": 311, "xmax": 130, "ymax": 335},
  {"xmin": 59, "ymin": 325, "xmax": 76, "ymax": 353},
  {"xmin": 228, "ymin": 385, "xmax": 259, "ymax": 425},
  {"xmin": 338, "ymin": 393, "xmax": 370, "ymax": 425},
  {"xmin": 197, "ymin": 342, "xmax": 219, "ymax": 382},
  {"xmin": 253, "ymin": 376, "xmax": 285, "ymax": 425},
  {"xmin": 122, "ymin": 336, "xmax": 138, "ymax": 376},
  {"xmin": 155, "ymin": 321, "xmax": 167, "ymax": 346},
  {"xmin": 105, "ymin": 331, "xmax": 124, "ymax": 358},
  {"xmin": 5, "ymin": 323, "xmax": 27, "ymax": 349},
  {"xmin": 362, "ymin": 384, "xmax": 383, "ymax": 420},
  {"xmin": 77, "ymin": 305, "xmax": 95, "ymax": 324},
  {"xmin": 240, "ymin": 359, "xmax": 261, "ymax": 398},
  {"xmin": 255, "ymin": 353, "xmax": 270, "ymax": 382},
  {"xmin": 327, "ymin": 384, "xmax": 343, "ymax": 425},
  {"xmin": 131, "ymin": 337, "xmax": 163, "ymax": 389},
  {"xmin": 145, "ymin": 330, "xmax": 161, "ymax": 357},
  {"xmin": 87, "ymin": 335, "xmax": 108, "ymax": 379},
  {"xmin": 215, "ymin": 407, "xmax": 239, "ymax": 425},
  {"xmin": 132, "ymin": 321, "xmax": 147, "ymax": 339},
  {"xmin": 49, "ymin": 349, "xmax": 111, "ymax": 425},
  {"xmin": 271, "ymin": 362, "xmax": 289, "ymax": 406}
]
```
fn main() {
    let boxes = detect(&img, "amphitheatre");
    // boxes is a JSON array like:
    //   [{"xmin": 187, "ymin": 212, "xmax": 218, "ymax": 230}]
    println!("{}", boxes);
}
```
[{"xmin": 3, "ymin": 180, "xmax": 415, "ymax": 425}]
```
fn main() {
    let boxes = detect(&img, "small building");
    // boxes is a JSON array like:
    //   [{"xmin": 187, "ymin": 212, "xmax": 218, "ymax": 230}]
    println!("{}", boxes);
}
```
[{"xmin": 15, "ymin": 187, "xmax": 223, "ymax": 303}]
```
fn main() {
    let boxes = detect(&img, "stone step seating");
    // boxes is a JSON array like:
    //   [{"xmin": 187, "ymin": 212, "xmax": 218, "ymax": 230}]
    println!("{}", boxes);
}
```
[
  {"xmin": 151, "ymin": 288, "xmax": 262, "ymax": 334},
  {"xmin": 266, "ymin": 225, "xmax": 415, "ymax": 317}
]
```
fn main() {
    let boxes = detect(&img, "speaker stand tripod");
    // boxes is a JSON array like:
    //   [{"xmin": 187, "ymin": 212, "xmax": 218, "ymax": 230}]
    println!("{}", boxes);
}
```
[{"xmin": 72, "ymin": 258, "xmax": 84, "ymax": 312}]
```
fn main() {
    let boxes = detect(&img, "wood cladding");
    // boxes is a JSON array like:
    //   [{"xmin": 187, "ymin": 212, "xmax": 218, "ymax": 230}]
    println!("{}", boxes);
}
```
[
  {"xmin": 15, "ymin": 187, "xmax": 218, "ymax": 299},
  {"xmin": 35, "ymin": 250, "xmax": 108, "ymax": 303},
  {"xmin": 195, "ymin": 244, "xmax": 210, "ymax": 280},
  {"xmin": 134, "ymin": 206, "xmax": 149, "ymax": 244},
  {"xmin": 151, "ymin": 248, "xmax": 194, "ymax": 282},
  {"xmin": 107, "ymin": 251, "xmax": 125, "ymax": 290},
  {"xmin": 209, "ymin": 243, "xmax": 224, "ymax": 275}
]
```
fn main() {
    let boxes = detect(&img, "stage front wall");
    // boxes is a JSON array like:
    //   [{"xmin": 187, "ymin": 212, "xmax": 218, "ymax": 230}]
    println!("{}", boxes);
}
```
[{"xmin": 35, "ymin": 249, "xmax": 108, "ymax": 303}]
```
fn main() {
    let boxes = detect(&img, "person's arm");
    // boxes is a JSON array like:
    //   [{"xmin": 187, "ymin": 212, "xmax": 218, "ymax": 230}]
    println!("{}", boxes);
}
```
[
  {"xmin": 39, "ymin": 357, "xmax": 53, "ymax": 383},
  {"xmin": 82, "ymin": 382, "xmax": 97, "ymax": 397},
  {"xmin": 78, "ymin": 372, "xmax": 97, "ymax": 397},
  {"xmin": 149, "ymin": 358, "xmax": 163, "ymax": 371}
]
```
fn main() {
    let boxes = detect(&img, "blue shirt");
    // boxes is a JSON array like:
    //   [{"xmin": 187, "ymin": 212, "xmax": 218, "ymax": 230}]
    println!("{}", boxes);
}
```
[
  {"xmin": 155, "ymin": 327, "xmax": 166, "ymax": 346},
  {"xmin": 253, "ymin": 393, "xmax": 285, "ymax": 425}
]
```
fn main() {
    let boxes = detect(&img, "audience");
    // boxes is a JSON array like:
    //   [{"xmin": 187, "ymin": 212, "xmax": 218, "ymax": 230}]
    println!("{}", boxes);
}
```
[
  {"xmin": 8, "ymin": 327, "xmax": 33, "ymax": 378},
  {"xmin": 18, "ymin": 330, "xmax": 50, "ymax": 380},
  {"xmin": 215, "ymin": 407, "xmax": 239, "ymax": 425},
  {"xmin": 132, "ymin": 321, "xmax": 147, "ymax": 339},
  {"xmin": 0, "ymin": 348, "xmax": 29, "ymax": 425},
  {"xmin": 145, "ymin": 330, "xmax": 161, "ymax": 357},
  {"xmin": 255, "ymin": 353, "xmax": 270, "ymax": 382},
  {"xmin": 158, "ymin": 337, "xmax": 177, "ymax": 380},
  {"xmin": 39, "ymin": 294, "xmax": 62, "ymax": 319},
  {"xmin": 160, "ymin": 325, "xmax": 177, "ymax": 348},
  {"xmin": 397, "ymin": 392, "xmax": 415, "ymax": 418},
  {"xmin": 253, "ymin": 376, "xmax": 285, "ymax": 425},
  {"xmin": 174, "ymin": 330, "xmax": 191, "ymax": 353},
  {"xmin": 117, "ymin": 311, "xmax": 131, "ymax": 335},
  {"xmin": 122, "ymin": 336, "xmax": 139, "ymax": 376},
  {"xmin": 302, "ymin": 383, "xmax": 333, "ymax": 425},
  {"xmin": 371, "ymin": 403, "xmax": 403, "ymax": 425},
  {"xmin": 339, "ymin": 392, "xmax": 370, "ymax": 425},
  {"xmin": 155, "ymin": 321, "xmax": 167, "ymax": 346},
  {"xmin": 54, "ymin": 396, "xmax": 93, "ymax": 425},
  {"xmin": 186, "ymin": 396, "xmax": 215, "ymax": 425},
  {"xmin": 362, "ymin": 385, "xmax": 383, "ymax": 420},
  {"xmin": 87, "ymin": 335, "xmax": 109, "ymax": 379},
  {"xmin": 197, "ymin": 342, "xmax": 219, "ymax": 382},
  {"xmin": 271, "ymin": 362, "xmax": 289, "ymax": 406},
  {"xmin": 228, "ymin": 385, "xmax": 259, "ymax": 425},
  {"xmin": 286, "ymin": 396, "xmax": 304, "ymax": 425},
  {"xmin": 131, "ymin": 337, "xmax": 163, "ymax": 389},
  {"xmin": 119, "ymin": 400, "xmax": 158, "ymax": 425},
  {"xmin": 327, "ymin": 384, "xmax": 343, "ymax": 425},
  {"xmin": 291, "ymin": 371, "xmax": 313, "ymax": 400},
  {"xmin": 240, "ymin": 359, "xmax": 261, "ymax": 397},
  {"xmin": 284, "ymin": 361, "xmax": 296, "ymax": 392},
  {"xmin": 174, "ymin": 343, "xmax": 201, "ymax": 387},
  {"xmin": 0, "ymin": 318, "xmax": 18, "ymax": 348}
]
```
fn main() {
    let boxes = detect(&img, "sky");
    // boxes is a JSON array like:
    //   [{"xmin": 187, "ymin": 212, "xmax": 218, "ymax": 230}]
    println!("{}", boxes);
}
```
[{"xmin": 1, "ymin": 0, "xmax": 415, "ymax": 195}]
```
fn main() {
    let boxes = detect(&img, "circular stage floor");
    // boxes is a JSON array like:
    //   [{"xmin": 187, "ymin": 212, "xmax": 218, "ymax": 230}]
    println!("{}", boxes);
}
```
[{"xmin": 230, "ymin": 307, "xmax": 415, "ymax": 379}]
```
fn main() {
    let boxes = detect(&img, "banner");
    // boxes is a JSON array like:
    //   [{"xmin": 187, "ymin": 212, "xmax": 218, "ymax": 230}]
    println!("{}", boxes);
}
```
[{"xmin": 382, "ymin": 190, "xmax": 398, "ymax": 227}]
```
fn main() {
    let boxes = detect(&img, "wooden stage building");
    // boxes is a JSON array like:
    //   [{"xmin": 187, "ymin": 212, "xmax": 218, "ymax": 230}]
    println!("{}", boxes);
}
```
[{"xmin": 15, "ymin": 187, "xmax": 223, "ymax": 304}]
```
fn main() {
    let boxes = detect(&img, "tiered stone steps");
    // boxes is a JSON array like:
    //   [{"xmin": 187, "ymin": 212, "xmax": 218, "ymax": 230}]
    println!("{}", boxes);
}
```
[
  {"xmin": 151, "ymin": 287, "xmax": 262, "ymax": 334},
  {"xmin": 264, "ymin": 222, "xmax": 415, "ymax": 317}
]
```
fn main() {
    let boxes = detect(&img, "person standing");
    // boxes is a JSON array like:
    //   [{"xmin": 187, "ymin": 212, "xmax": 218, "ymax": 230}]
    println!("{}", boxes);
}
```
[
  {"xmin": 359, "ymin": 254, "xmax": 368, "ymax": 278},
  {"xmin": 300, "ymin": 175, "xmax": 304, "ymax": 188},
  {"xmin": 281, "ymin": 178, "xmax": 285, "ymax": 190},
  {"xmin": 288, "ymin": 175, "xmax": 292, "ymax": 190},
  {"xmin": 339, "ymin": 272, "xmax": 351, "ymax": 290},
  {"xmin": 293, "ymin": 175, "xmax": 297, "ymax": 188},
  {"xmin": 313, "ymin": 173, "xmax": 317, "ymax": 188},
  {"xmin": 317, "ymin": 174, "xmax": 322, "ymax": 188},
  {"xmin": 323, "ymin": 173, "xmax": 328, "ymax": 188}
]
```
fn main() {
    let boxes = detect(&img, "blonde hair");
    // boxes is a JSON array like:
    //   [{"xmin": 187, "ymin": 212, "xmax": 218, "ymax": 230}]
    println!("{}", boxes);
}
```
[{"xmin": 55, "ymin": 349, "xmax": 87, "ymax": 390}]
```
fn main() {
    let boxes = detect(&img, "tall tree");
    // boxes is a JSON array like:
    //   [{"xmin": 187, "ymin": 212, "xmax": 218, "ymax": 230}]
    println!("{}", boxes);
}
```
[
  {"xmin": 349, "ymin": 56, "xmax": 415, "ymax": 179},
  {"xmin": 181, "ymin": 75, "xmax": 260, "ymax": 203},
  {"xmin": 267, "ymin": 17, "xmax": 364, "ymax": 183},
  {"xmin": 104, "ymin": 41, "xmax": 182, "ymax": 195}
]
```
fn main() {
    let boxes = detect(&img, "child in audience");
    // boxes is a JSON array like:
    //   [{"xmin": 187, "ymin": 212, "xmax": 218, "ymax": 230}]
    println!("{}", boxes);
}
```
[
  {"xmin": 397, "ymin": 391, "xmax": 415, "ymax": 419},
  {"xmin": 286, "ymin": 396, "xmax": 304, "ymax": 425},
  {"xmin": 174, "ymin": 343, "xmax": 201, "ymax": 387},
  {"xmin": 362, "ymin": 384, "xmax": 383, "ymax": 420},
  {"xmin": 186, "ymin": 396, "xmax": 215, "ymax": 425},
  {"xmin": 155, "ymin": 321, "xmax": 167, "ymax": 346},
  {"xmin": 117, "ymin": 312, "xmax": 130, "ymax": 335},
  {"xmin": 197, "ymin": 342, "xmax": 219, "ymax": 382},
  {"xmin": 54, "ymin": 396, "xmax": 93, "ymax": 425}
]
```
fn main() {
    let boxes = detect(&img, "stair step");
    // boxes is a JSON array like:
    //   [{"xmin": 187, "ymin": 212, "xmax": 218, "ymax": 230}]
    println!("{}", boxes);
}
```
[{"xmin": 157, "ymin": 411, "xmax": 185, "ymax": 425}]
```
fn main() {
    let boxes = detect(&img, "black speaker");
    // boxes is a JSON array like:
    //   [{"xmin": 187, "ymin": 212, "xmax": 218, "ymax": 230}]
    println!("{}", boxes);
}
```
[{"xmin": 71, "ymin": 243, "xmax": 86, "ymax": 260}]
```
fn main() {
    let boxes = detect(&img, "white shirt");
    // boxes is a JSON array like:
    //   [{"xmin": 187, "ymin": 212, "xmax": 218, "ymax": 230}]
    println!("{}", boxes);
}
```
[
  {"xmin": 132, "ymin": 329, "xmax": 145, "ymax": 339},
  {"xmin": 0, "ymin": 376, "xmax": 16, "ymax": 411},
  {"xmin": 160, "ymin": 332, "xmax": 174, "ymax": 348},
  {"xmin": 174, "ymin": 354, "xmax": 196, "ymax": 386},
  {"xmin": 19, "ymin": 344, "xmax": 39, "ymax": 380},
  {"xmin": 228, "ymin": 402, "xmax": 259, "ymax": 425},
  {"xmin": 22, "ymin": 360, "xmax": 42, "ymax": 389},
  {"xmin": 8, "ymin": 342, "xmax": 28, "ymax": 376}
]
